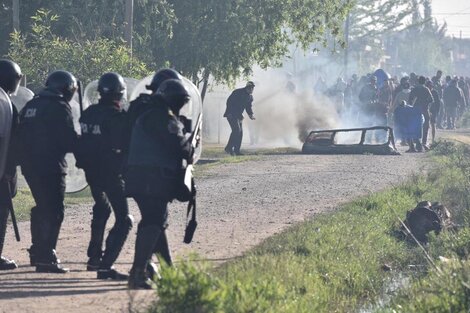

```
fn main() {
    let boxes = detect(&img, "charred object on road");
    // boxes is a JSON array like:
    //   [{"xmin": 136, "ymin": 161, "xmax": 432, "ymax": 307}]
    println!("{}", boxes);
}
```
[
  {"xmin": 302, "ymin": 126, "xmax": 399, "ymax": 155},
  {"xmin": 401, "ymin": 201, "xmax": 452, "ymax": 244}
]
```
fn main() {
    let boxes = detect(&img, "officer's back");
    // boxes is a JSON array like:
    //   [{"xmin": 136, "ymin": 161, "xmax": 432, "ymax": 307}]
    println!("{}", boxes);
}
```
[
  {"xmin": 77, "ymin": 100, "xmax": 126, "ymax": 176},
  {"xmin": 18, "ymin": 88, "xmax": 76, "ymax": 175}
]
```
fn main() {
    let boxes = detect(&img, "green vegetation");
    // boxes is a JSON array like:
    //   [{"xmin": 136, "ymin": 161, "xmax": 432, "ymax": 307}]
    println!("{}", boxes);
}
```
[
  {"xmin": 8, "ymin": 10, "xmax": 150, "ymax": 91},
  {"xmin": 12, "ymin": 187, "xmax": 93, "ymax": 222},
  {"xmin": 148, "ymin": 141, "xmax": 470, "ymax": 313},
  {"xmin": 3, "ymin": 1, "xmax": 350, "ymax": 93}
]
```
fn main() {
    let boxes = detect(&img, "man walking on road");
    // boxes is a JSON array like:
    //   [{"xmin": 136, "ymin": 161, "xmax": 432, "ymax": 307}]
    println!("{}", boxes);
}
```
[{"xmin": 224, "ymin": 81, "xmax": 255, "ymax": 156}]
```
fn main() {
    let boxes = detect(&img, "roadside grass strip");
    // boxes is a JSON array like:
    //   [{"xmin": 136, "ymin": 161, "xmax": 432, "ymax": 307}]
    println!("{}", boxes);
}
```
[
  {"xmin": 148, "ymin": 140, "xmax": 470, "ymax": 313},
  {"xmin": 12, "ymin": 187, "xmax": 93, "ymax": 221}
]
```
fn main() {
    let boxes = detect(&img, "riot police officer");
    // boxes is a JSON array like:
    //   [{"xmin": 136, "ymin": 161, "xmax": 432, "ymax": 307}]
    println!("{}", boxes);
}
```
[
  {"xmin": 17, "ymin": 70, "xmax": 78, "ymax": 273},
  {"xmin": 124, "ymin": 69, "xmax": 182, "ymax": 270},
  {"xmin": 75, "ymin": 72, "xmax": 132, "ymax": 280},
  {"xmin": 125, "ymin": 68, "xmax": 182, "ymax": 147},
  {"xmin": 0, "ymin": 59, "xmax": 22, "ymax": 270},
  {"xmin": 125, "ymin": 78, "xmax": 193, "ymax": 289}
]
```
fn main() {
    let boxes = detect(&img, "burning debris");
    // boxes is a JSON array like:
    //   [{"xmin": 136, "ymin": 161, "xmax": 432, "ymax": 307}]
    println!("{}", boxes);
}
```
[
  {"xmin": 401, "ymin": 201, "xmax": 452, "ymax": 244},
  {"xmin": 301, "ymin": 126, "xmax": 400, "ymax": 155}
]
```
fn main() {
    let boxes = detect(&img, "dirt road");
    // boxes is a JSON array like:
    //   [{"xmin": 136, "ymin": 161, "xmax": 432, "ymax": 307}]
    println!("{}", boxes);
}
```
[{"xmin": 0, "ymin": 149, "xmax": 427, "ymax": 312}]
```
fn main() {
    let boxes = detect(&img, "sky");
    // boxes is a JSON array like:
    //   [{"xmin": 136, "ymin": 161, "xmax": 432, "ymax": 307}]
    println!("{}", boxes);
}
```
[{"xmin": 433, "ymin": 0, "xmax": 470, "ymax": 38}]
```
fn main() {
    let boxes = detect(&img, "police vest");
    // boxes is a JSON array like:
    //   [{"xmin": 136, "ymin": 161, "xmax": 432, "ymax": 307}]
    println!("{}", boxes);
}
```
[
  {"xmin": 17, "ymin": 96, "xmax": 63, "ymax": 162},
  {"xmin": 127, "ymin": 109, "xmax": 180, "ymax": 171},
  {"xmin": 76, "ymin": 105, "xmax": 110, "ymax": 168}
]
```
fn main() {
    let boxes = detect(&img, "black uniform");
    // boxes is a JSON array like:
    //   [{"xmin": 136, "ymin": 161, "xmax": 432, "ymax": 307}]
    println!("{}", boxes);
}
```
[
  {"xmin": 0, "ymin": 102, "xmax": 18, "ymax": 269},
  {"xmin": 124, "ymin": 94, "xmax": 154, "ymax": 154},
  {"xmin": 17, "ymin": 88, "xmax": 78, "ymax": 266},
  {"xmin": 125, "ymin": 95, "xmax": 192, "ymax": 289},
  {"xmin": 76, "ymin": 99, "xmax": 132, "ymax": 272},
  {"xmin": 223, "ymin": 87, "xmax": 254, "ymax": 154},
  {"xmin": 125, "ymin": 94, "xmax": 175, "ymax": 266}
]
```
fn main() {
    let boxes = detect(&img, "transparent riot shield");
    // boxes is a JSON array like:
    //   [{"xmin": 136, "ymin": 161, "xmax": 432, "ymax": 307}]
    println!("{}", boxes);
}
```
[
  {"xmin": 130, "ymin": 75, "xmax": 203, "ymax": 163},
  {"xmin": 65, "ymin": 94, "xmax": 89, "ymax": 193},
  {"xmin": 0, "ymin": 88, "xmax": 13, "ymax": 179},
  {"xmin": 11, "ymin": 86, "xmax": 34, "ymax": 112},
  {"xmin": 84, "ymin": 77, "xmax": 138, "ymax": 110}
]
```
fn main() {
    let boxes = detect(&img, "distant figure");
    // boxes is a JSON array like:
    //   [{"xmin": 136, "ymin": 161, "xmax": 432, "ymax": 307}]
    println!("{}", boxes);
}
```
[
  {"xmin": 224, "ymin": 82, "xmax": 255, "ymax": 156},
  {"xmin": 443, "ymin": 79, "xmax": 464, "ymax": 130},
  {"xmin": 394, "ymin": 100, "xmax": 424, "ymax": 153},
  {"xmin": 431, "ymin": 71, "xmax": 444, "ymax": 129},
  {"xmin": 408, "ymin": 76, "xmax": 433, "ymax": 150},
  {"xmin": 426, "ymin": 80, "xmax": 441, "ymax": 144}
]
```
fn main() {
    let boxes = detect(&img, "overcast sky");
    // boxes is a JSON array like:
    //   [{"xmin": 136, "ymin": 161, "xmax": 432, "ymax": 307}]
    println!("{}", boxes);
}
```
[{"xmin": 433, "ymin": 0, "xmax": 470, "ymax": 38}]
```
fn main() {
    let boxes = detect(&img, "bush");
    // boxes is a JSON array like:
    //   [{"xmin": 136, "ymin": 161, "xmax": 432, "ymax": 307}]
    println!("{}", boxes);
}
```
[{"xmin": 8, "ymin": 9, "xmax": 151, "ymax": 92}]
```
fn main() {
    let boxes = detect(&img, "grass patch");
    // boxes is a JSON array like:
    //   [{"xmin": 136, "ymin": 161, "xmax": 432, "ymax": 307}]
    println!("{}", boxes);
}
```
[
  {"xmin": 195, "ymin": 146, "xmax": 298, "ymax": 177},
  {"xmin": 12, "ymin": 187, "xmax": 93, "ymax": 222},
  {"xmin": 147, "ymin": 140, "xmax": 470, "ymax": 313}
]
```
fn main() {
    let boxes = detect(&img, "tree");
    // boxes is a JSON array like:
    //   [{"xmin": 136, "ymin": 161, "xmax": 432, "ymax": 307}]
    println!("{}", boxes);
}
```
[
  {"xmin": 2, "ymin": 1, "xmax": 350, "ymax": 97},
  {"xmin": 0, "ymin": 0, "xmax": 174, "ymax": 57},
  {"xmin": 140, "ymin": 0, "xmax": 351, "ymax": 99},
  {"xmin": 342, "ymin": 0, "xmax": 416, "ymax": 72},
  {"xmin": 7, "ymin": 10, "xmax": 150, "ymax": 91}
]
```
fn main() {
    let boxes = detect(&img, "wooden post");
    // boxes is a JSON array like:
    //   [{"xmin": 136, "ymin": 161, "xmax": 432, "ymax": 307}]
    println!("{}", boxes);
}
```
[
  {"xmin": 12, "ymin": 0, "xmax": 20, "ymax": 32},
  {"xmin": 344, "ymin": 13, "xmax": 350, "ymax": 77},
  {"xmin": 125, "ymin": 0, "xmax": 134, "ymax": 54}
]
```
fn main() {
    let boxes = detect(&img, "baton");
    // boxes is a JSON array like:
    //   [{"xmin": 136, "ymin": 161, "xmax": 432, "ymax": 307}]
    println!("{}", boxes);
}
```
[
  {"xmin": 6, "ymin": 181, "xmax": 20, "ymax": 242},
  {"xmin": 77, "ymin": 80, "xmax": 84, "ymax": 114}
]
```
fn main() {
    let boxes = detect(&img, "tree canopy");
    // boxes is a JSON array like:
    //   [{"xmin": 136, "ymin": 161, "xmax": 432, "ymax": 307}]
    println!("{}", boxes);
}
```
[
  {"xmin": 7, "ymin": 10, "xmax": 150, "ymax": 91},
  {"xmin": 2, "ymin": 0, "xmax": 351, "ymax": 91}
]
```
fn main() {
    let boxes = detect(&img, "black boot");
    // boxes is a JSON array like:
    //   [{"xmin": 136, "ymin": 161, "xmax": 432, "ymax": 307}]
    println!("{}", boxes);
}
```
[
  {"xmin": 86, "ymin": 219, "xmax": 107, "ymax": 271},
  {"xmin": 35, "ymin": 250, "xmax": 69, "ymax": 273},
  {"xmin": 146, "ymin": 261, "xmax": 161, "ymax": 280},
  {"xmin": 97, "ymin": 267, "xmax": 128, "ymax": 280},
  {"xmin": 29, "ymin": 207, "xmax": 41, "ymax": 266},
  {"xmin": 154, "ymin": 230, "xmax": 173, "ymax": 266},
  {"xmin": 128, "ymin": 225, "xmax": 161, "ymax": 290},
  {"xmin": 0, "ymin": 256, "xmax": 18, "ymax": 270},
  {"xmin": 0, "ymin": 205, "xmax": 17, "ymax": 270},
  {"xmin": 99, "ymin": 216, "xmax": 133, "ymax": 271}
]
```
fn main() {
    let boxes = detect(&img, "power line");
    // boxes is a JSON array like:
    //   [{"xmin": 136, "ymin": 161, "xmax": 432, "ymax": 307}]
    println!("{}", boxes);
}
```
[
  {"xmin": 433, "ymin": 13, "xmax": 470, "ymax": 15},
  {"xmin": 433, "ymin": 4, "xmax": 470, "ymax": 15}
]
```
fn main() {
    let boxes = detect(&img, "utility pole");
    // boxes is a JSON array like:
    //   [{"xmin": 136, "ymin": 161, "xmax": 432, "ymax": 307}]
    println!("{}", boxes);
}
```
[
  {"xmin": 12, "ymin": 0, "xmax": 19, "ymax": 32},
  {"xmin": 125, "ymin": 0, "xmax": 134, "ymax": 56},
  {"xmin": 344, "ymin": 13, "xmax": 350, "ymax": 78}
]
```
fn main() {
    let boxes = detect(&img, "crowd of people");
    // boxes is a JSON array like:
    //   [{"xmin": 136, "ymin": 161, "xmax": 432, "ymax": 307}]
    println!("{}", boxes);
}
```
[
  {"xmin": 318, "ymin": 70, "xmax": 470, "ymax": 151},
  {"xmin": 0, "ymin": 59, "xmax": 197, "ymax": 290}
]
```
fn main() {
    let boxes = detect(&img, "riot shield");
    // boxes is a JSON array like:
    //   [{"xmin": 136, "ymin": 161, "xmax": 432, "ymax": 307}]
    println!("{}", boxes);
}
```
[
  {"xmin": 84, "ymin": 77, "xmax": 138, "ymax": 110},
  {"xmin": 0, "ymin": 88, "xmax": 13, "ymax": 179},
  {"xmin": 130, "ymin": 75, "xmax": 203, "ymax": 163},
  {"xmin": 11, "ymin": 86, "xmax": 34, "ymax": 112},
  {"xmin": 64, "ymin": 94, "xmax": 89, "ymax": 193}
]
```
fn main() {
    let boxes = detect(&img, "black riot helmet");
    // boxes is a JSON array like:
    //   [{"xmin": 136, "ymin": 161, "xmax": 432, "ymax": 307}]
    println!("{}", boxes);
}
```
[
  {"xmin": 156, "ymin": 79, "xmax": 190, "ymax": 115},
  {"xmin": 146, "ymin": 68, "xmax": 182, "ymax": 92},
  {"xmin": 0, "ymin": 59, "xmax": 23, "ymax": 95},
  {"xmin": 98, "ymin": 72, "xmax": 126, "ymax": 102},
  {"xmin": 46, "ymin": 70, "xmax": 78, "ymax": 102}
]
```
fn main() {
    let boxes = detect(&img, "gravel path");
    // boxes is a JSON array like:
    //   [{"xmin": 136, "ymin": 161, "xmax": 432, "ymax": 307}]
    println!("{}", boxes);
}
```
[{"xmin": 0, "ymin": 148, "xmax": 428, "ymax": 312}]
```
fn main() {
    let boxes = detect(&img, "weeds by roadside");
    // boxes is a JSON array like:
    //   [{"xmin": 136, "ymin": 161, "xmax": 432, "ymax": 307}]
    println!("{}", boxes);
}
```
[{"xmin": 147, "ymin": 140, "xmax": 470, "ymax": 313}]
